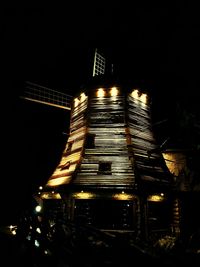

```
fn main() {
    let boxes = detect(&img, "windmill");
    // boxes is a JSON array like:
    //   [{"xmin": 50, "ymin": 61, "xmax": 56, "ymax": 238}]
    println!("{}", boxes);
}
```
[{"xmin": 21, "ymin": 49, "xmax": 175, "ymax": 241}]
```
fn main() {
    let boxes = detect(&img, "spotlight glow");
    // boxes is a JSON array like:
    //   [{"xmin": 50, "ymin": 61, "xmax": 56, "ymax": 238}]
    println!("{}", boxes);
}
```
[
  {"xmin": 110, "ymin": 87, "xmax": 118, "ymax": 97},
  {"xmin": 97, "ymin": 88, "xmax": 105, "ymax": 97}
]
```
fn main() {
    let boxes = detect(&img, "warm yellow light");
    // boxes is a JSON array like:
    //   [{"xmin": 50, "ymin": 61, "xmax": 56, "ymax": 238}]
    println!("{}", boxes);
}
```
[
  {"xmin": 9, "ymin": 225, "xmax": 17, "ymax": 235},
  {"xmin": 97, "ymin": 88, "xmax": 105, "ymax": 97},
  {"xmin": 74, "ymin": 98, "xmax": 79, "ymax": 107},
  {"xmin": 73, "ymin": 191, "xmax": 95, "ymax": 199},
  {"xmin": 113, "ymin": 193, "xmax": 134, "ymax": 200},
  {"xmin": 131, "ymin": 90, "xmax": 148, "ymax": 104},
  {"xmin": 47, "ymin": 176, "xmax": 71, "ymax": 186},
  {"xmin": 36, "ymin": 227, "xmax": 41, "ymax": 234},
  {"xmin": 35, "ymin": 205, "xmax": 42, "ymax": 213},
  {"xmin": 140, "ymin": 93, "xmax": 147, "ymax": 104},
  {"xmin": 162, "ymin": 152, "xmax": 186, "ymax": 176},
  {"xmin": 41, "ymin": 193, "xmax": 48, "ymax": 199},
  {"xmin": 39, "ymin": 186, "xmax": 43, "ymax": 190},
  {"xmin": 110, "ymin": 87, "xmax": 118, "ymax": 97},
  {"xmin": 80, "ymin": 92, "xmax": 87, "ymax": 102},
  {"xmin": 11, "ymin": 229, "xmax": 17, "ymax": 235},
  {"xmin": 41, "ymin": 192, "xmax": 61, "ymax": 199},
  {"xmin": 147, "ymin": 194, "xmax": 165, "ymax": 202},
  {"xmin": 131, "ymin": 89, "xmax": 139, "ymax": 99}
]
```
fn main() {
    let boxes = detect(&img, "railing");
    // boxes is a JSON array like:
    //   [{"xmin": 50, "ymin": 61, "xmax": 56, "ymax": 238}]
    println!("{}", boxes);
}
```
[{"xmin": 21, "ymin": 81, "xmax": 72, "ymax": 110}]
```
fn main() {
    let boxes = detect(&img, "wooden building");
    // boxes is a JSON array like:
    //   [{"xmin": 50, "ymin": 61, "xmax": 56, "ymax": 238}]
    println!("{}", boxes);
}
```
[{"xmin": 41, "ymin": 77, "xmax": 173, "ymax": 240}]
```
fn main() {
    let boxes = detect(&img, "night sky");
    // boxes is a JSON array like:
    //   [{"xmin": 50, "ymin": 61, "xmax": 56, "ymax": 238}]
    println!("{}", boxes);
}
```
[{"xmin": 1, "ymin": 4, "xmax": 200, "ymax": 223}]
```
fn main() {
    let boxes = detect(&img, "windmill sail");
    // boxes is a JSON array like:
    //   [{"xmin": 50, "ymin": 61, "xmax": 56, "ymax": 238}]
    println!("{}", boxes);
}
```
[
  {"xmin": 21, "ymin": 81, "xmax": 72, "ymax": 110},
  {"xmin": 92, "ymin": 49, "xmax": 106, "ymax": 77}
]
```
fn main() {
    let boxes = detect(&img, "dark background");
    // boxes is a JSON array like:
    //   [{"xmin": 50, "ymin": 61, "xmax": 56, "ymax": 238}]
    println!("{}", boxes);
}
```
[{"xmin": 1, "ymin": 3, "xmax": 200, "ymax": 223}]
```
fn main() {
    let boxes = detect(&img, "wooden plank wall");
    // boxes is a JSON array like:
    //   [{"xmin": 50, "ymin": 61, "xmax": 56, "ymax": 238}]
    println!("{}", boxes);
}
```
[
  {"xmin": 127, "ymin": 94, "xmax": 171, "ymax": 185},
  {"xmin": 46, "ymin": 87, "xmax": 171, "ymax": 189},
  {"xmin": 46, "ymin": 95, "xmax": 88, "ymax": 187},
  {"xmin": 74, "ymin": 91, "xmax": 135, "ymax": 189}
]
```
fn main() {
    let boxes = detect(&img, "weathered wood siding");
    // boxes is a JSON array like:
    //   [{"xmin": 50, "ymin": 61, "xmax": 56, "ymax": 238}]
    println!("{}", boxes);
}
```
[
  {"xmin": 73, "ymin": 91, "xmax": 135, "ymax": 189},
  {"xmin": 46, "ymin": 86, "xmax": 171, "ymax": 189},
  {"xmin": 47, "ymin": 95, "xmax": 88, "ymax": 187},
  {"xmin": 127, "ymin": 94, "xmax": 171, "ymax": 185}
]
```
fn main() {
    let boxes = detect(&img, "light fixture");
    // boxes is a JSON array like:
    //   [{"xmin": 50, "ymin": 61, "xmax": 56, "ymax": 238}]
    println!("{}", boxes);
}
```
[
  {"xmin": 110, "ymin": 87, "xmax": 118, "ymax": 97},
  {"xmin": 74, "ymin": 98, "xmax": 79, "ymax": 107},
  {"xmin": 35, "ymin": 205, "xmax": 42, "ymax": 213},
  {"xmin": 97, "ymin": 88, "xmax": 105, "ymax": 97}
]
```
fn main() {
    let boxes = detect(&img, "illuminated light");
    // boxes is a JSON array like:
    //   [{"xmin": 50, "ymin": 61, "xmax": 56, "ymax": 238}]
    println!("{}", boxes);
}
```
[
  {"xmin": 122, "ymin": 191, "xmax": 124, "ymax": 194},
  {"xmin": 52, "ymin": 191, "xmax": 55, "ymax": 194},
  {"xmin": 41, "ymin": 193, "xmax": 48, "ymax": 199},
  {"xmin": 160, "ymin": 193, "xmax": 164, "ymax": 196},
  {"xmin": 35, "ymin": 240, "xmax": 40, "ymax": 247},
  {"xmin": 54, "ymin": 193, "xmax": 61, "ymax": 199},
  {"xmin": 80, "ymin": 92, "xmax": 87, "ymax": 102},
  {"xmin": 97, "ymin": 88, "xmax": 105, "ymax": 97},
  {"xmin": 113, "ymin": 193, "xmax": 134, "ymax": 200},
  {"xmin": 41, "ymin": 192, "xmax": 61, "ymax": 199},
  {"xmin": 35, "ymin": 205, "xmax": 42, "ymax": 213},
  {"xmin": 9, "ymin": 225, "xmax": 17, "ymax": 235},
  {"xmin": 39, "ymin": 186, "xmax": 43, "ymax": 190},
  {"xmin": 140, "ymin": 93, "xmax": 147, "ymax": 104},
  {"xmin": 74, "ymin": 98, "xmax": 79, "ymax": 107},
  {"xmin": 147, "ymin": 194, "xmax": 165, "ymax": 202},
  {"xmin": 131, "ymin": 90, "xmax": 148, "ymax": 104},
  {"xmin": 73, "ymin": 192, "xmax": 95, "ymax": 199},
  {"xmin": 11, "ymin": 229, "xmax": 17, "ymax": 235},
  {"xmin": 131, "ymin": 89, "xmax": 139, "ymax": 100},
  {"xmin": 26, "ymin": 235, "xmax": 31, "ymax": 241},
  {"xmin": 47, "ymin": 176, "xmax": 71, "ymax": 186},
  {"xmin": 162, "ymin": 152, "xmax": 186, "ymax": 176},
  {"xmin": 110, "ymin": 87, "xmax": 118, "ymax": 97},
  {"xmin": 36, "ymin": 227, "xmax": 41, "ymax": 234},
  {"xmin": 44, "ymin": 250, "xmax": 49, "ymax": 255}
]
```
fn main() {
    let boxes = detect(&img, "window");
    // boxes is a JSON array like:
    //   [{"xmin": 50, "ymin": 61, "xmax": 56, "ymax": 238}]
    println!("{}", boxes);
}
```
[
  {"xmin": 85, "ymin": 133, "xmax": 95, "ymax": 149},
  {"xmin": 98, "ymin": 162, "xmax": 112, "ymax": 175}
]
